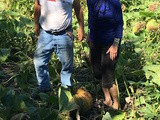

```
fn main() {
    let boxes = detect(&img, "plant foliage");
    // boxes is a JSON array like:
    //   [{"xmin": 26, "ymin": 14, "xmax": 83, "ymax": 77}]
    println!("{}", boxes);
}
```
[{"xmin": 0, "ymin": 0, "xmax": 160, "ymax": 119}]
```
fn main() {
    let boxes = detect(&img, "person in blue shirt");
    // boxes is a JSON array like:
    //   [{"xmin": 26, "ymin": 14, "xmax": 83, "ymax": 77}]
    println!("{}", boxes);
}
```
[{"xmin": 87, "ymin": 0, "xmax": 123, "ymax": 110}]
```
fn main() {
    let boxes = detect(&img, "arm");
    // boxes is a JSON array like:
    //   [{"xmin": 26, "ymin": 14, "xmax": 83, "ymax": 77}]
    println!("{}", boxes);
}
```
[
  {"xmin": 87, "ymin": 0, "xmax": 93, "ymax": 30},
  {"xmin": 106, "ymin": 0, "xmax": 123, "ymax": 61},
  {"xmin": 73, "ymin": 0, "xmax": 84, "ymax": 41},
  {"xmin": 34, "ymin": 0, "xmax": 41, "ymax": 36},
  {"xmin": 114, "ymin": 0, "xmax": 123, "ymax": 40}
]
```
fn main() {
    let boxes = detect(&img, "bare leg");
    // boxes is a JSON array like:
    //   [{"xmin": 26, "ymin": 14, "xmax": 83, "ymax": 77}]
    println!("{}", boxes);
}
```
[
  {"xmin": 102, "ymin": 84, "xmax": 119, "ymax": 110},
  {"xmin": 109, "ymin": 84, "xmax": 119, "ymax": 110},
  {"xmin": 102, "ymin": 87, "xmax": 112, "ymax": 107}
]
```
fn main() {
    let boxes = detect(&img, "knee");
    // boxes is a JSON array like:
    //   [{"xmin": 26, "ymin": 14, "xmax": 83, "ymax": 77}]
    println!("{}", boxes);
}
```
[{"xmin": 33, "ymin": 55, "xmax": 44, "ymax": 67}]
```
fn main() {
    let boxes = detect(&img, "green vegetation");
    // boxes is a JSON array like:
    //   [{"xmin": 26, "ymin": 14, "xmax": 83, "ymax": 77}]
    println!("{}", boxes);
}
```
[{"xmin": 0, "ymin": 0, "xmax": 160, "ymax": 119}]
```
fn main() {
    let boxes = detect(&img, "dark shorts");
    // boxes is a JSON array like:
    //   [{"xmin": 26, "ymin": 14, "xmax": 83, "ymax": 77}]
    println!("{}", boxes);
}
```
[{"xmin": 89, "ymin": 41, "xmax": 120, "ymax": 88}]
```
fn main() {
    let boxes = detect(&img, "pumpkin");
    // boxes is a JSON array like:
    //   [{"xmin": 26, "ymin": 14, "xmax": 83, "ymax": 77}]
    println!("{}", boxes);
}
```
[
  {"xmin": 73, "ymin": 87, "xmax": 93, "ymax": 114},
  {"xmin": 132, "ymin": 22, "xmax": 146, "ymax": 34},
  {"xmin": 146, "ymin": 19, "xmax": 159, "ymax": 32}
]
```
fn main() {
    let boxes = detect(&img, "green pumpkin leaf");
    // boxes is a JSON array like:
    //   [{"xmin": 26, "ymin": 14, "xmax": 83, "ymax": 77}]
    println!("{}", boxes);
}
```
[
  {"xmin": 0, "ymin": 48, "xmax": 10, "ymax": 62},
  {"xmin": 102, "ymin": 112, "xmax": 112, "ymax": 120},
  {"xmin": 112, "ymin": 112, "xmax": 125, "ymax": 120},
  {"xmin": 143, "ymin": 65, "xmax": 160, "ymax": 86},
  {"xmin": 58, "ymin": 87, "xmax": 77, "ymax": 112}
]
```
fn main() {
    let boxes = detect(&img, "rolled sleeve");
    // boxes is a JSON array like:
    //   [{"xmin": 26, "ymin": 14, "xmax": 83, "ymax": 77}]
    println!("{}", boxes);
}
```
[{"xmin": 114, "ymin": 0, "xmax": 123, "ymax": 39}]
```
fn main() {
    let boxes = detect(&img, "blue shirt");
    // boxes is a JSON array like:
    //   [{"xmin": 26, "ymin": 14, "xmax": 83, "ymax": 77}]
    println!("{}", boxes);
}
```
[{"xmin": 87, "ymin": 0, "xmax": 123, "ymax": 45}]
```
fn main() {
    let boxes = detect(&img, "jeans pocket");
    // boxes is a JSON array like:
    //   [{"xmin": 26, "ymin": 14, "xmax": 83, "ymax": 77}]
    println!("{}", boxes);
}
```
[{"xmin": 65, "ymin": 32, "xmax": 74, "ymax": 40}]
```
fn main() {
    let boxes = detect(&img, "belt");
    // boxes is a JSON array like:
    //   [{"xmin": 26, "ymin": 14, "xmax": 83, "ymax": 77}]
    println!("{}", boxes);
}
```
[{"xmin": 45, "ymin": 26, "xmax": 72, "ymax": 35}]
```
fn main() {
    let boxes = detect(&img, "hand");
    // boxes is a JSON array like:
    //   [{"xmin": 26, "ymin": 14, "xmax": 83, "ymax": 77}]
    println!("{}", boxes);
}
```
[
  {"xmin": 77, "ymin": 27, "xmax": 85, "ymax": 41},
  {"xmin": 35, "ymin": 23, "xmax": 40, "ymax": 36},
  {"xmin": 106, "ymin": 45, "xmax": 118, "ymax": 61}
]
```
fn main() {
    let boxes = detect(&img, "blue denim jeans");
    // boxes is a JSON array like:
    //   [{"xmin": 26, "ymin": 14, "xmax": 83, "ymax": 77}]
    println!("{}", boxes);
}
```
[{"xmin": 33, "ymin": 29, "xmax": 74, "ymax": 92}]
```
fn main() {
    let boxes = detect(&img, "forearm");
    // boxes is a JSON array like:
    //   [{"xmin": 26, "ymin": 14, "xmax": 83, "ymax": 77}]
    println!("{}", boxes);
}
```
[
  {"xmin": 73, "ymin": 0, "xmax": 84, "ymax": 29},
  {"xmin": 77, "ymin": 8, "xmax": 84, "ymax": 29},
  {"xmin": 114, "ymin": 22, "xmax": 123, "ymax": 46},
  {"xmin": 34, "ymin": 0, "xmax": 41, "ymax": 25},
  {"xmin": 114, "ymin": 0, "xmax": 123, "ymax": 39},
  {"xmin": 115, "ymin": 21, "xmax": 123, "ymax": 39}
]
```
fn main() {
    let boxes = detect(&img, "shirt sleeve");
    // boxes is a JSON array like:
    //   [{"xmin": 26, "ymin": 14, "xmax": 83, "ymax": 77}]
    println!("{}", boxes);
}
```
[
  {"xmin": 87, "ymin": 0, "xmax": 95, "ymax": 30},
  {"xmin": 113, "ymin": 0, "xmax": 123, "ymax": 39}
]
